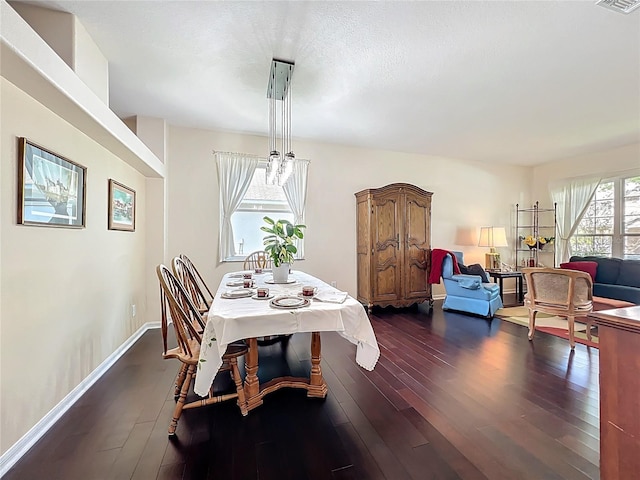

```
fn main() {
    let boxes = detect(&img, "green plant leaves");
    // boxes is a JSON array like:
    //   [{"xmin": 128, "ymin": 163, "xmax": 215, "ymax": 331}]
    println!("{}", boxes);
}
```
[{"xmin": 261, "ymin": 216, "xmax": 306, "ymax": 267}]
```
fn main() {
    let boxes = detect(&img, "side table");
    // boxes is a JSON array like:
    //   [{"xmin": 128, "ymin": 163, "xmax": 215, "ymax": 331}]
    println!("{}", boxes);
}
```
[{"xmin": 487, "ymin": 270, "xmax": 524, "ymax": 306}]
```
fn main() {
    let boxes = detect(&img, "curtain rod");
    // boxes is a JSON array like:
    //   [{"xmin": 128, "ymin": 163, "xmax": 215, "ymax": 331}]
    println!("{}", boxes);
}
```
[{"xmin": 212, "ymin": 150, "xmax": 310, "ymax": 163}]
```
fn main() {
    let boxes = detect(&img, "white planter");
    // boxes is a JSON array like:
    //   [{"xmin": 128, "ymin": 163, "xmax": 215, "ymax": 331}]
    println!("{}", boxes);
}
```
[{"xmin": 272, "ymin": 263, "xmax": 290, "ymax": 283}]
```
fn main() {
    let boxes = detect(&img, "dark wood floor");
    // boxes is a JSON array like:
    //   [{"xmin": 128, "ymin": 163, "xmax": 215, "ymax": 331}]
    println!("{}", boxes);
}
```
[{"xmin": 6, "ymin": 297, "xmax": 600, "ymax": 479}]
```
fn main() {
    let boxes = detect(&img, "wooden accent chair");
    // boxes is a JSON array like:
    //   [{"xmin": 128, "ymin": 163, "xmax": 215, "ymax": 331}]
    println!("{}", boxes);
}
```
[
  {"xmin": 522, "ymin": 267, "xmax": 593, "ymax": 349},
  {"xmin": 156, "ymin": 264, "xmax": 248, "ymax": 436},
  {"xmin": 243, "ymin": 250, "xmax": 272, "ymax": 271}
]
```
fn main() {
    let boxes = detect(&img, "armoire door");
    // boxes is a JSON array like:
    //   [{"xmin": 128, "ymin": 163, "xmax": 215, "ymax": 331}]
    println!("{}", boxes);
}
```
[
  {"xmin": 371, "ymin": 192, "xmax": 402, "ymax": 302},
  {"xmin": 403, "ymin": 191, "xmax": 431, "ymax": 299}
]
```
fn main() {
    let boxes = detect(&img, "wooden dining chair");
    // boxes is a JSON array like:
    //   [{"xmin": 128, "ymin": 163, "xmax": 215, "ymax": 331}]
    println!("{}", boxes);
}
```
[
  {"xmin": 156, "ymin": 264, "xmax": 248, "ymax": 436},
  {"xmin": 243, "ymin": 250, "xmax": 272, "ymax": 270},
  {"xmin": 172, "ymin": 255, "xmax": 211, "ymax": 320},
  {"xmin": 177, "ymin": 254, "xmax": 215, "ymax": 308},
  {"xmin": 522, "ymin": 267, "xmax": 593, "ymax": 349}
]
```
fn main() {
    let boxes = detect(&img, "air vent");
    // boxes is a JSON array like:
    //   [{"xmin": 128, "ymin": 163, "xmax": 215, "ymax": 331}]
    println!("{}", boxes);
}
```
[{"xmin": 596, "ymin": 0, "xmax": 640, "ymax": 14}]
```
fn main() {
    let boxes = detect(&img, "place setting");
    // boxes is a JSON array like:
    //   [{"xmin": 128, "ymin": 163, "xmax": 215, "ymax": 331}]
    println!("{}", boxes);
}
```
[
  {"xmin": 269, "ymin": 295, "xmax": 311, "ymax": 309},
  {"xmin": 227, "ymin": 273, "xmax": 258, "ymax": 288},
  {"xmin": 296, "ymin": 285, "xmax": 318, "ymax": 299},
  {"xmin": 251, "ymin": 287, "xmax": 274, "ymax": 301},
  {"xmin": 220, "ymin": 288, "xmax": 255, "ymax": 299},
  {"xmin": 264, "ymin": 276, "xmax": 298, "ymax": 285}
]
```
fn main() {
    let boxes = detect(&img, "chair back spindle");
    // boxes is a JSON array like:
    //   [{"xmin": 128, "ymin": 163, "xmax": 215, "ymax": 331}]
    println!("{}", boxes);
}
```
[
  {"xmin": 157, "ymin": 264, "xmax": 203, "ymax": 358},
  {"xmin": 243, "ymin": 250, "xmax": 273, "ymax": 271},
  {"xmin": 172, "ymin": 256, "xmax": 211, "ymax": 320}
]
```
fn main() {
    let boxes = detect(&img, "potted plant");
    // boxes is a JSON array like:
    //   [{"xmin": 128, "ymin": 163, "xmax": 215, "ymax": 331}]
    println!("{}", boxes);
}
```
[{"xmin": 261, "ymin": 216, "xmax": 306, "ymax": 283}]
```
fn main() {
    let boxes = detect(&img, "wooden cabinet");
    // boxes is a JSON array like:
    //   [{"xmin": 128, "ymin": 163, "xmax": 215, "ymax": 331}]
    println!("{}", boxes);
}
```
[
  {"xmin": 355, "ymin": 183, "xmax": 433, "ymax": 313},
  {"xmin": 588, "ymin": 306, "xmax": 640, "ymax": 480}
]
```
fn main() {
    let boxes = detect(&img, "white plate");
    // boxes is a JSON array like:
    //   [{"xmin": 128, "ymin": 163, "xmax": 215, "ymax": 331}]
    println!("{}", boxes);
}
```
[
  {"xmin": 264, "ymin": 277, "xmax": 297, "ymax": 285},
  {"xmin": 226, "ymin": 280, "xmax": 245, "ymax": 287},
  {"xmin": 251, "ymin": 294, "xmax": 275, "ymax": 300},
  {"xmin": 269, "ymin": 296, "xmax": 310, "ymax": 309},
  {"xmin": 227, "ymin": 273, "xmax": 244, "ymax": 278},
  {"xmin": 221, "ymin": 288, "xmax": 254, "ymax": 299}
]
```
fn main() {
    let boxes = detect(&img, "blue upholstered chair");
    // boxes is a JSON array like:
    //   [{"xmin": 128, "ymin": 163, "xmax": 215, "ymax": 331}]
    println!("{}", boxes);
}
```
[{"xmin": 442, "ymin": 251, "xmax": 503, "ymax": 318}]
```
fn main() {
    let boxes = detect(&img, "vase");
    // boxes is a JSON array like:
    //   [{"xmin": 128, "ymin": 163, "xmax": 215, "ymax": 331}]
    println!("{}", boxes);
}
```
[{"xmin": 272, "ymin": 263, "xmax": 290, "ymax": 283}]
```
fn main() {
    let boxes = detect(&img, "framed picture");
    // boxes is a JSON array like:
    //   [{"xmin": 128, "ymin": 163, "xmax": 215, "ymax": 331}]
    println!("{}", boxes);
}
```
[
  {"xmin": 18, "ymin": 137, "xmax": 87, "ymax": 228},
  {"xmin": 108, "ymin": 179, "xmax": 136, "ymax": 231}
]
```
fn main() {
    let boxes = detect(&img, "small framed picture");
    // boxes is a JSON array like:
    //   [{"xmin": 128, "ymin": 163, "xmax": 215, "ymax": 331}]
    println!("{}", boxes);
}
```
[
  {"xmin": 18, "ymin": 138, "xmax": 87, "ymax": 228},
  {"xmin": 108, "ymin": 179, "xmax": 136, "ymax": 231}
]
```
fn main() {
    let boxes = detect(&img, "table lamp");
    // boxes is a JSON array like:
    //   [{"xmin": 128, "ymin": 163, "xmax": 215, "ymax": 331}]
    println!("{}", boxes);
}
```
[{"xmin": 478, "ymin": 226, "xmax": 508, "ymax": 271}]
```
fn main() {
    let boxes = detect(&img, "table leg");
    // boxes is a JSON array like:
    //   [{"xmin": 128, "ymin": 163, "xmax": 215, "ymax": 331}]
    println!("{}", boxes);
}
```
[
  {"xmin": 499, "ymin": 277, "xmax": 505, "ymax": 301},
  {"xmin": 307, "ymin": 332, "xmax": 328, "ymax": 398},
  {"xmin": 244, "ymin": 337, "xmax": 263, "ymax": 411},
  {"xmin": 518, "ymin": 275, "xmax": 524, "ymax": 303}
]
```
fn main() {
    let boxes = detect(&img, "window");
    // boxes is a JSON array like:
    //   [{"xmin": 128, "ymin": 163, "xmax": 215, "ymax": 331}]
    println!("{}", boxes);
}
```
[
  {"xmin": 228, "ymin": 162, "xmax": 294, "ymax": 260},
  {"xmin": 570, "ymin": 175, "xmax": 640, "ymax": 259}
]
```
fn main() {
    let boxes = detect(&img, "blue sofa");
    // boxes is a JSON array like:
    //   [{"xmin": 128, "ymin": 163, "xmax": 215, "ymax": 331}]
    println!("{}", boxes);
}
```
[
  {"xmin": 569, "ymin": 255, "xmax": 640, "ymax": 304},
  {"xmin": 442, "ymin": 251, "xmax": 503, "ymax": 318}
]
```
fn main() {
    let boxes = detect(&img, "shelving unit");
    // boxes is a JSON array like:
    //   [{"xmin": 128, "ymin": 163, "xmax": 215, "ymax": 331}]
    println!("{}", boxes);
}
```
[{"xmin": 515, "ymin": 201, "xmax": 557, "ymax": 269}]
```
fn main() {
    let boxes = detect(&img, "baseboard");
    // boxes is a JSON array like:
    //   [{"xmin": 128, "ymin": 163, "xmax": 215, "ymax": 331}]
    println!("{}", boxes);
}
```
[{"xmin": 0, "ymin": 322, "xmax": 161, "ymax": 477}]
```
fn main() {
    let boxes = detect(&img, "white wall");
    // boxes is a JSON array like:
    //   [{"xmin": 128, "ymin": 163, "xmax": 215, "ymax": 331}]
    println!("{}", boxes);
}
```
[
  {"xmin": 532, "ymin": 142, "xmax": 640, "ymax": 203},
  {"xmin": 73, "ymin": 17, "xmax": 109, "ymax": 104},
  {"xmin": 167, "ymin": 125, "xmax": 532, "ymax": 299},
  {"xmin": 9, "ymin": 2, "xmax": 110, "ymax": 104},
  {"xmin": 8, "ymin": 2, "xmax": 74, "ymax": 70},
  {"xmin": 0, "ymin": 78, "xmax": 148, "ymax": 454}
]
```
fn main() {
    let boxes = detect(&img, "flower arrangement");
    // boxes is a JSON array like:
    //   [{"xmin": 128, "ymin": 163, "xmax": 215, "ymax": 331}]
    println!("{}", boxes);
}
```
[
  {"xmin": 538, "ymin": 236, "xmax": 555, "ymax": 247},
  {"xmin": 521, "ymin": 235, "xmax": 537, "ymax": 248},
  {"xmin": 520, "ymin": 235, "xmax": 555, "ymax": 250}
]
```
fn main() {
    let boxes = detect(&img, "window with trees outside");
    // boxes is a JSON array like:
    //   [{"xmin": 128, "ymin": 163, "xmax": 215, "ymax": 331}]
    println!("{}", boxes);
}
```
[
  {"xmin": 229, "ymin": 162, "xmax": 295, "ymax": 260},
  {"xmin": 570, "ymin": 175, "xmax": 640, "ymax": 260}
]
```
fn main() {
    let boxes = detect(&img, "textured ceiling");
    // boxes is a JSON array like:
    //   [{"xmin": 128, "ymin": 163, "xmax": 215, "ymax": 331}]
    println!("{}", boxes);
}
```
[{"xmin": 14, "ymin": 0, "xmax": 640, "ymax": 166}]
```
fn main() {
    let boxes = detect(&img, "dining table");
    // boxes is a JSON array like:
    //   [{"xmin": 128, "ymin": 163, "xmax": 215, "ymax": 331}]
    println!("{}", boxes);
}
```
[{"xmin": 194, "ymin": 270, "xmax": 380, "ymax": 413}]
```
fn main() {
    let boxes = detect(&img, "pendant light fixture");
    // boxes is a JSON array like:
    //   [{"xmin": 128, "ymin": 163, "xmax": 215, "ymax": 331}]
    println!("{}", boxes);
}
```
[{"xmin": 266, "ymin": 59, "xmax": 295, "ymax": 186}]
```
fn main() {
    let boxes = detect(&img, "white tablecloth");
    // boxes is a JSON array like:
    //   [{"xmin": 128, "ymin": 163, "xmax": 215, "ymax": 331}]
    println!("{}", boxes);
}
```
[{"xmin": 194, "ymin": 270, "xmax": 380, "ymax": 397}]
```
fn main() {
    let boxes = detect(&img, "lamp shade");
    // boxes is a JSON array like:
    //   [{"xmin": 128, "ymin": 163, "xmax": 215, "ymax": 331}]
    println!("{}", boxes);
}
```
[{"xmin": 478, "ymin": 227, "xmax": 508, "ymax": 248}]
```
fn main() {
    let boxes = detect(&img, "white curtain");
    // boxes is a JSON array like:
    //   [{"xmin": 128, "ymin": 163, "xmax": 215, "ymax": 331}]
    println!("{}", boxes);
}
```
[
  {"xmin": 216, "ymin": 152, "xmax": 259, "ymax": 262},
  {"xmin": 283, "ymin": 159, "xmax": 309, "ymax": 259},
  {"xmin": 549, "ymin": 176, "xmax": 601, "ymax": 263}
]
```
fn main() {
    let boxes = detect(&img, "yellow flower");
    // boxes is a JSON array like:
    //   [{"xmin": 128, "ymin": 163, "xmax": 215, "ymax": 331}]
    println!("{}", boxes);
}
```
[
  {"xmin": 523, "ymin": 235, "xmax": 537, "ymax": 247},
  {"xmin": 538, "ymin": 237, "xmax": 547, "ymax": 244}
]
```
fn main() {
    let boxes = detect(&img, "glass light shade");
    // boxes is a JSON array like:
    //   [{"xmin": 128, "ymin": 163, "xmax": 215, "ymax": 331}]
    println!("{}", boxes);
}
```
[
  {"xmin": 278, "ymin": 152, "xmax": 295, "ymax": 185},
  {"xmin": 266, "ymin": 151, "xmax": 280, "ymax": 184}
]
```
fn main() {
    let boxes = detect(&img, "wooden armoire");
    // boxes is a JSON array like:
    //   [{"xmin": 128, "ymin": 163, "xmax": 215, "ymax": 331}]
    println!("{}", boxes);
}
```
[{"xmin": 355, "ymin": 183, "xmax": 433, "ymax": 313}]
